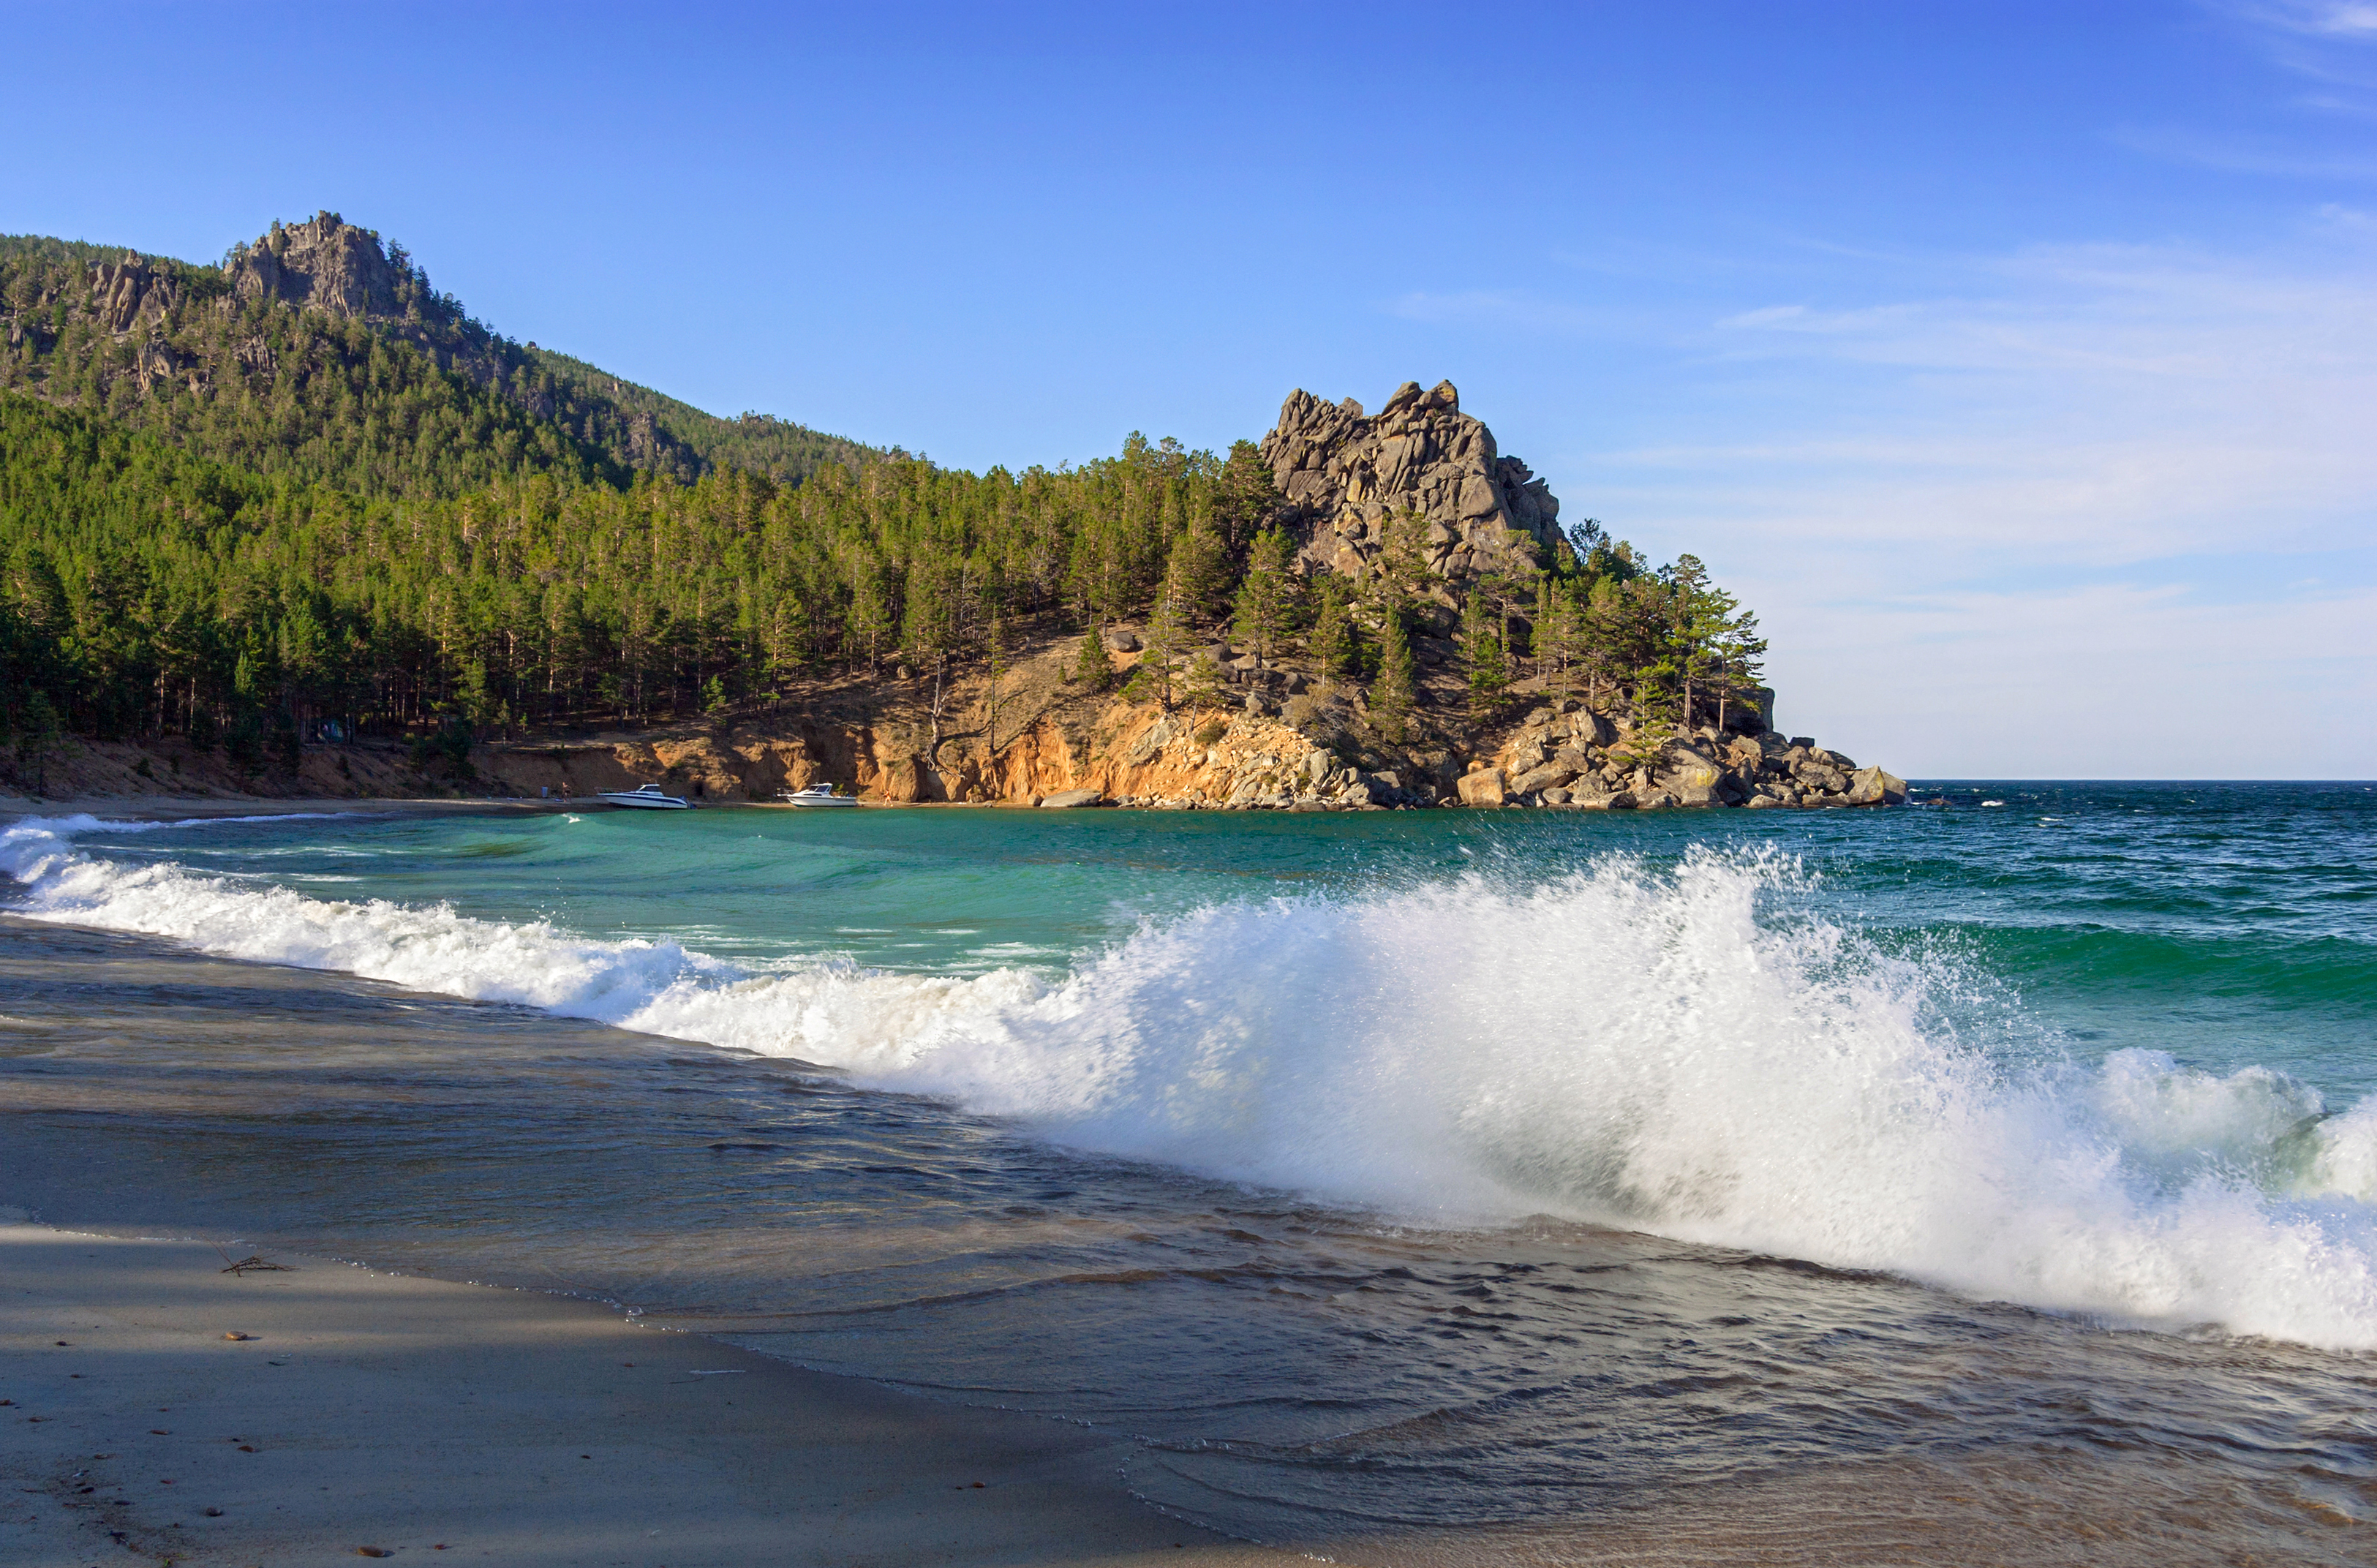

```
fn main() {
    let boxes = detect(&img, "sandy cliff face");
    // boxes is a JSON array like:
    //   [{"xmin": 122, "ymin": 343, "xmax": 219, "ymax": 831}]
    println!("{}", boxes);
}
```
[
  {"xmin": 466, "ymin": 696, "xmax": 1363, "ymax": 811},
  {"xmin": 5, "ymin": 616, "xmax": 1897, "ymax": 813}
]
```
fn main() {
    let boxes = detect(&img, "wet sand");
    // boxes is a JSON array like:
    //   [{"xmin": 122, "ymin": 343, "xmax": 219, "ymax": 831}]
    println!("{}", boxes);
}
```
[
  {"xmin": 0, "ymin": 1221, "xmax": 1295, "ymax": 1567},
  {"xmin": 0, "ymin": 911, "xmax": 1297, "ymax": 1566}
]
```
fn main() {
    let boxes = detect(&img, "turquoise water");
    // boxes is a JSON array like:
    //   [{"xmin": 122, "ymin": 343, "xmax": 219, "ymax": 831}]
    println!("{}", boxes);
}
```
[
  {"xmin": 44, "ymin": 780, "xmax": 2377, "ymax": 1088},
  {"xmin": 4, "ymin": 783, "xmax": 2375, "ymax": 1549}
]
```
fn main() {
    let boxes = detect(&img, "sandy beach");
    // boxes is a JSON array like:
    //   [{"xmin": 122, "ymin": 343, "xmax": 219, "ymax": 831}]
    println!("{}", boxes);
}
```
[
  {"xmin": 0, "ymin": 872, "xmax": 1297, "ymax": 1568},
  {"xmin": 0, "ymin": 1219, "xmax": 1294, "ymax": 1567}
]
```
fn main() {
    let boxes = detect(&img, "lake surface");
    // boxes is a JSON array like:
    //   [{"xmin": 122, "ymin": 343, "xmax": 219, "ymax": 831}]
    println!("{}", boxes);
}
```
[{"xmin": 4, "ymin": 783, "xmax": 2374, "ymax": 1558}]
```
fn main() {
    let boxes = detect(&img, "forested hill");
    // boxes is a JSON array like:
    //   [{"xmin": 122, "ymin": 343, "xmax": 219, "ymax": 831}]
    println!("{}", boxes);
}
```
[
  {"xmin": 0, "ymin": 389, "xmax": 1292, "ymax": 752},
  {"xmin": 0, "ymin": 208, "xmax": 1776, "ymax": 797},
  {"xmin": 0, "ymin": 212, "xmax": 875, "ymax": 501}
]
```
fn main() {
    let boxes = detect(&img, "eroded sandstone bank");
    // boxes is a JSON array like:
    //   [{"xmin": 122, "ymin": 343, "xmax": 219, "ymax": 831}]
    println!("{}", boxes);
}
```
[{"xmin": 4, "ymin": 614, "xmax": 1900, "ymax": 813}]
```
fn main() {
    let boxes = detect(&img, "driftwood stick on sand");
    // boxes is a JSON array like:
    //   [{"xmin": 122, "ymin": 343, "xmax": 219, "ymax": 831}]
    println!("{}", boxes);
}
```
[{"xmin": 216, "ymin": 1248, "xmax": 292, "ymax": 1275}]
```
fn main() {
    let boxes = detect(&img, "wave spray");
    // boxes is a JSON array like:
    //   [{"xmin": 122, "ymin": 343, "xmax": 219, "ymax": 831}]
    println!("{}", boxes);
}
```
[{"xmin": 8, "ymin": 815, "xmax": 2374, "ymax": 1347}]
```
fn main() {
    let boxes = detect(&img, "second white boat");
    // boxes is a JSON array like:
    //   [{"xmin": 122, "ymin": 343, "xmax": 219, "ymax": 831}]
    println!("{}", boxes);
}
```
[
  {"xmin": 597, "ymin": 784, "xmax": 693, "ymax": 810},
  {"xmin": 782, "ymin": 783, "xmax": 859, "ymax": 807}
]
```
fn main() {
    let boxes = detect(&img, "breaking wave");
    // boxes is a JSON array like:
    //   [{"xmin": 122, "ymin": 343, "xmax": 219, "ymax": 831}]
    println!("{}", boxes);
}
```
[{"xmin": 7, "ymin": 813, "xmax": 2376, "ymax": 1347}]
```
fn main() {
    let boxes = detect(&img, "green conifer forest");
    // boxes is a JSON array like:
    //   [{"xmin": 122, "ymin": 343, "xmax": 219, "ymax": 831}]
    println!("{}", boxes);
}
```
[{"xmin": 0, "ymin": 215, "xmax": 1766, "ymax": 764}]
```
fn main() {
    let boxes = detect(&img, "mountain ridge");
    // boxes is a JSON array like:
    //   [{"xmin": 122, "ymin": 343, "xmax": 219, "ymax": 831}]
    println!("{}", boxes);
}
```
[{"xmin": 0, "ymin": 211, "xmax": 874, "ymax": 500}]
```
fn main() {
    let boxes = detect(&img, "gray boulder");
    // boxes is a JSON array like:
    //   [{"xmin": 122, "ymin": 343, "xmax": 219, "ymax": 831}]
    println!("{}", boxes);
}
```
[
  {"xmin": 1510, "ymin": 762, "xmax": 1579, "ymax": 796},
  {"xmin": 1847, "ymin": 766, "xmax": 1907, "ymax": 806},
  {"xmin": 1456, "ymin": 767, "xmax": 1508, "ymax": 807},
  {"xmin": 1567, "ymin": 710, "xmax": 1614, "ymax": 746},
  {"xmin": 1038, "ymin": 788, "xmax": 1104, "ymax": 809},
  {"xmin": 1797, "ymin": 763, "xmax": 1848, "ymax": 794}
]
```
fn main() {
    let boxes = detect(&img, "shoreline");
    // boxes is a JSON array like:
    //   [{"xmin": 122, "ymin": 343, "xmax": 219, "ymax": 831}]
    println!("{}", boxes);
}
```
[
  {"xmin": 0, "ymin": 794, "xmax": 581, "ymax": 826},
  {"xmin": 0, "ymin": 1216, "xmax": 1295, "ymax": 1567},
  {"xmin": 0, "ymin": 916, "xmax": 1300, "ymax": 1565}
]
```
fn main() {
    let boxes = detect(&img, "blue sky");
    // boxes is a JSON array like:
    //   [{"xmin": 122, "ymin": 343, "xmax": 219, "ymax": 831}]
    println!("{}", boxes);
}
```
[{"xmin": 5, "ymin": 1, "xmax": 2373, "ymax": 776}]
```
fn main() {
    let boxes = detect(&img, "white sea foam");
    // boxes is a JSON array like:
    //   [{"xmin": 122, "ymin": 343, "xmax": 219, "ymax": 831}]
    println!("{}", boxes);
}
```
[{"xmin": 7, "ymin": 815, "xmax": 2376, "ymax": 1349}]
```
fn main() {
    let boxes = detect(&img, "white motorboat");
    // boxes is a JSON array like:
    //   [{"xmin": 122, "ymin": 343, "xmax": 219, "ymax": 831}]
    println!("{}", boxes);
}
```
[
  {"xmin": 596, "ymin": 784, "xmax": 692, "ymax": 810},
  {"xmin": 782, "ymin": 783, "xmax": 859, "ymax": 808}
]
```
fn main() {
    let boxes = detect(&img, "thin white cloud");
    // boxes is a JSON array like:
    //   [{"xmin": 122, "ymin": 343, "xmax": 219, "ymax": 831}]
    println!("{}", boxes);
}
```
[
  {"xmin": 1760, "ymin": 576, "xmax": 2377, "ymax": 777},
  {"xmin": 2204, "ymin": 0, "xmax": 2377, "ymax": 101},
  {"xmin": 2227, "ymin": 1, "xmax": 2377, "ymax": 39},
  {"xmin": 1649, "ymin": 234, "xmax": 2377, "ymax": 569},
  {"xmin": 2109, "ymin": 122, "xmax": 2377, "ymax": 178},
  {"xmin": 1523, "ymin": 227, "xmax": 2377, "ymax": 775}
]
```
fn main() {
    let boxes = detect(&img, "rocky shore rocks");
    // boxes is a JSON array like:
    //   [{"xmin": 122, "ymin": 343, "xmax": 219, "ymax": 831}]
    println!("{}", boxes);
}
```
[{"xmin": 1464, "ymin": 702, "xmax": 1905, "ymax": 811}]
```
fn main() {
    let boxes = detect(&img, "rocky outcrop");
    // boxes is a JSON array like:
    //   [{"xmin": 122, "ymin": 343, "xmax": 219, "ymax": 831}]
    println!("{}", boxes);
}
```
[
  {"xmin": 222, "ymin": 213, "xmax": 410, "ymax": 320},
  {"xmin": 1471, "ymin": 706, "xmax": 1904, "ymax": 810},
  {"xmin": 1259, "ymin": 379, "xmax": 1562, "ymax": 593},
  {"xmin": 86, "ymin": 255, "xmax": 182, "ymax": 335}
]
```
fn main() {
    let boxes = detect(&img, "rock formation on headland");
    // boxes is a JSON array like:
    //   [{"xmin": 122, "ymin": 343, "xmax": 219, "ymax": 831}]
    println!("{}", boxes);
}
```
[{"xmin": 1261, "ymin": 380, "xmax": 1562, "ymax": 592}]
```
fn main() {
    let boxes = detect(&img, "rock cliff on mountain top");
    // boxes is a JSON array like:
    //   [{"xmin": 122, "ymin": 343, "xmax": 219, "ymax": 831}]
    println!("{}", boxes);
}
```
[
  {"xmin": 223, "ymin": 212, "xmax": 416, "ymax": 320},
  {"xmin": 1259, "ymin": 379, "xmax": 1562, "ymax": 593},
  {"xmin": 0, "ymin": 213, "xmax": 872, "ymax": 491}
]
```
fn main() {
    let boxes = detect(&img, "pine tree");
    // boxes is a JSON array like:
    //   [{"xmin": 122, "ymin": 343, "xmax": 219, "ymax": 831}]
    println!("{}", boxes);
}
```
[
  {"xmin": 15, "ymin": 690, "xmax": 59, "ymax": 795},
  {"xmin": 1539, "ymin": 576, "xmax": 1587, "ymax": 700},
  {"xmin": 269, "ymin": 709, "xmax": 302, "ymax": 775},
  {"xmin": 1213, "ymin": 440, "xmax": 1279, "ymax": 553},
  {"xmin": 1532, "ymin": 574, "xmax": 1556, "ymax": 682},
  {"xmin": 1712, "ymin": 610, "xmax": 1768, "ymax": 734},
  {"xmin": 1125, "ymin": 571, "xmax": 1189, "ymax": 709},
  {"xmin": 1462, "ymin": 587, "xmax": 1508, "ymax": 719},
  {"xmin": 1379, "ymin": 508, "xmax": 1433, "ymax": 600},
  {"xmin": 1183, "ymin": 649, "xmax": 1230, "ymax": 711},
  {"xmin": 1165, "ymin": 507, "xmax": 1230, "ymax": 630},
  {"xmin": 1232, "ymin": 528, "xmax": 1295, "ymax": 664},
  {"xmin": 1308, "ymin": 577, "xmax": 1355, "ymax": 679},
  {"xmin": 1371, "ymin": 604, "xmax": 1416, "ymax": 742},
  {"xmin": 1071, "ymin": 626, "xmax": 1114, "ymax": 692},
  {"xmin": 983, "ymin": 612, "xmax": 1009, "ymax": 753},
  {"xmin": 1665, "ymin": 554, "xmax": 1752, "ymax": 732}
]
